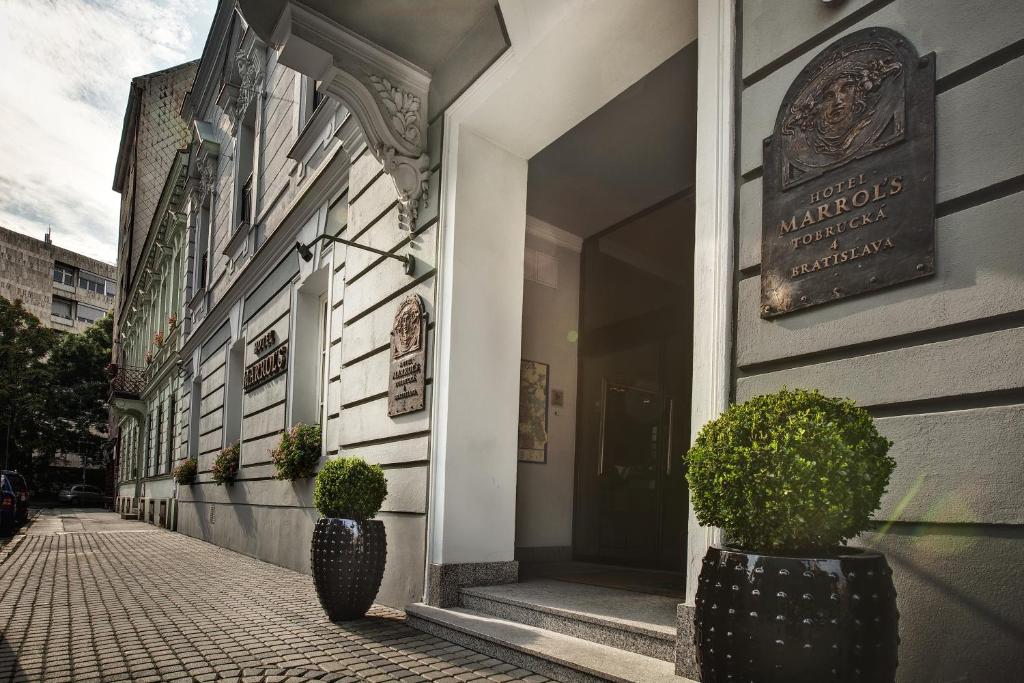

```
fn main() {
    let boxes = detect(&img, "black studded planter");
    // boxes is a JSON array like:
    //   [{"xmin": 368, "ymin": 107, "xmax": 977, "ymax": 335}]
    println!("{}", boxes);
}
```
[
  {"xmin": 694, "ymin": 545, "xmax": 898, "ymax": 683},
  {"xmin": 311, "ymin": 518, "xmax": 387, "ymax": 621}
]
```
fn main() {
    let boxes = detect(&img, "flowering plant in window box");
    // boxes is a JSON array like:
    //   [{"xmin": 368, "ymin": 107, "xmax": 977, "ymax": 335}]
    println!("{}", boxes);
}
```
[
  {"xmin": 153, "ymin": 330, "xmax": 165, "ymax": 348},
  {"xmin": 173, "ymin": 457, "xmax": 197, "ymax": 485},
  {"xmin": 167, "ymin": 313, "xmax": 177, "ymax": 331},
  {"xmin": 271, "ymin": 423, "xmax": 322, "ymax": 480},
  {"xmin": 212, "ymin": 443, "xmax": 240, "ymax": 485}
]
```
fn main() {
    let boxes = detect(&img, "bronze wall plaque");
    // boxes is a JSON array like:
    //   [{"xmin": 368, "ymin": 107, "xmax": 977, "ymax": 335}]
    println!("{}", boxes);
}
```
[
  {"xmin": 761, "ymin": 27, "xmax": 935, "ymax": 317},
  {"xmin": 388, "ymin": 294, "xmax": 427, "ymax": 417}
]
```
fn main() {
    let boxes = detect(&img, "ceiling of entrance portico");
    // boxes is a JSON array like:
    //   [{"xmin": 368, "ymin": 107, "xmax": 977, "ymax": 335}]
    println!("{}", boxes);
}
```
[{"xmin": 527, "ymin": 43, "xmax": 697, "ymax": 240}]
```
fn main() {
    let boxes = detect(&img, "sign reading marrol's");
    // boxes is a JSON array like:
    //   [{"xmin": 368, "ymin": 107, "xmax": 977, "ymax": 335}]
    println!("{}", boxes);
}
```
[
  {"xmin": 244, "ymin": 342, "xmax": 288, "ymax": 392},
  {"xmin": 388, "ymin": 294, "xmax": 427, "ymax": 417},
  {"xmin": 761, "ymin": 27, "xmax": 935, "ymax": 318}
]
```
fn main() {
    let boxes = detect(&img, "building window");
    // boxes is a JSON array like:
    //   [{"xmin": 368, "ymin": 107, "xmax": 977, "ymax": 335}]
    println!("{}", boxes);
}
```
[
  {"xmin": 76, "ymin": 303, "xmax": 106, "ymax": 324},
  {"xmin": 51, "ymin": 297, "xmax": 74, "ymax": 320},
  {"xmin": 188, "ymin": 376, "xmax": 201, "ymax": 461},
  {"xmin": 78, "ymin": 272, "xmax": 106, "ymax": 294},
  {"xmin": 155, "ymin": 403, "xmax": 164, "ymax": 478},
  {"xmin": 53, "ymin": 263, "xmax": 75, "ymax": 286},
  {"xmin": 166, "ymin": 395, "xmax": 176, "ymax": 473},
  {"xmin": 144, "ymin": 416, "xmax": 153, "ymax": 476},
  {"xmin": 105, "ymin": 279, "xmax": 115, "ymax": 297},
  {"xmin": 317, "ymin": 295, "xmax": 329, "ymax": 425},
  {"xmin": 235, "ymin": 119, "xmax": 256, "ymax": 233},
  {"xmin": 196, "ymin": 198, "xmax": 211, "ymax": 291},
  {"xmin": 299, "ymin": 76, "xmax": 324, "ymax": 129}
]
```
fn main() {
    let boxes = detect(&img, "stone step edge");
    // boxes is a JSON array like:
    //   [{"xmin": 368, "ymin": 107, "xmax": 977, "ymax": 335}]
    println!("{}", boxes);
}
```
[
  {"xmin": 460, "ymin": 585, "xmax": 678, "ymax": 641},
  {"xmin": 459, "ymin": 591, "xmax": 674, "ymax": 663},
  {"xmin": 406, "ymin": 603, "xmax": 690, "ymax": 683}
]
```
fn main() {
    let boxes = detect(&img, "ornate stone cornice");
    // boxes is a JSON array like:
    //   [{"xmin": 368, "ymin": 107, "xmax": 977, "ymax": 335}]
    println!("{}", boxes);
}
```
[{"xmin": 270, "ymin": 1, "xmax": 431, "ymax": 230}]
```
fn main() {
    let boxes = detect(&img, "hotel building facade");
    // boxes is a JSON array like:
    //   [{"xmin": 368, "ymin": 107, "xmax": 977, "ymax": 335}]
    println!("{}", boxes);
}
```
[{"xmin": 113, "ymin": 2, "xmax": 1024, "ymax": 680}]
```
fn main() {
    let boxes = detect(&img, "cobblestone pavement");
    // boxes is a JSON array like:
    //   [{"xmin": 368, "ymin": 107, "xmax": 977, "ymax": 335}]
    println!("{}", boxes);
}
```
[{"xmin": 0, "ymin": 510, "xmax": 552, "ymax": 683}]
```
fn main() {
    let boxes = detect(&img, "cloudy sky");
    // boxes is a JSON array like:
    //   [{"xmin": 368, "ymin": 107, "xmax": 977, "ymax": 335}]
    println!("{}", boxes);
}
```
[{"xmin": 0, "ymin": 0, "xmax": 216, "ymax": 264}]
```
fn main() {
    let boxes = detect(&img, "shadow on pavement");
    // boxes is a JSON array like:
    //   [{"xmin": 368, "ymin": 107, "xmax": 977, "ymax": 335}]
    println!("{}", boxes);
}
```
[{"xmin": 0, "ymin": 632, "xmax": 23, "ymax": 680}]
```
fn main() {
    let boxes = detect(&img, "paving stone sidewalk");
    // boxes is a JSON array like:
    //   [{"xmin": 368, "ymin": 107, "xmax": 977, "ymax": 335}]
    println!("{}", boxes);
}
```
[{"xmin": 0, "ymin": 511, "xmax": 552, "ymax": 683}]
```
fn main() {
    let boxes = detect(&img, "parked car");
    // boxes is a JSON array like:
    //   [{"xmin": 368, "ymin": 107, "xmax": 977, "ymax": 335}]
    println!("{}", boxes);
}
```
[
  {"xmin": 0, "ymin": 475, "xmax": 16, "ymax": 537},
  {"xmin": 1, "ymin": 470, "xmax": 29, "ymax": 525},
  {"xmin": 57, "ymin": 484, "xmax": 108, "ymax": 507}
]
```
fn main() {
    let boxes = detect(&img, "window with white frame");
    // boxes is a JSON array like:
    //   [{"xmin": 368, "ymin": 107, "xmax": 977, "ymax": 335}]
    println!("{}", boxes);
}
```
[
  {"xmin": 53, "ymin": 263, "xmax": 75, "ymax": 286},
  {"xmin": 298, "ymin": 76, "xmax": 323, "ymax": 130},
  {"xmin": 236, "ymin": 120, "xmax": 255, "ymax": 232},
  {"xmin": 78, "ymin": 271, "xmax": 106, "ymax": 294},
  {"xmin": 51, "ymin": 296, "xmax": 74, "ymax": 320},
  {"xmin": 196, "ymin": 196, "xmax": 211, "ymax": 291},
  {"xmin": 316, "ymin": 294, "xmax": 329, "ymax": 425},
  {"xmin": 76, "ymin": 303, "xmax": 106, "ymax": 324}
]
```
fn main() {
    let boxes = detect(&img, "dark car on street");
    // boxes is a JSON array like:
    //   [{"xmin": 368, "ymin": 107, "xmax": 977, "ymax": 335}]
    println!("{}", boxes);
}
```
[
  {"xmin": 57, "ymin": 484, "xmax": 109, "ymax": 507},
  {"xmin": 0, "ymin": 475, "xmax": 16, "ymax": 536},
  {"xmin": 1, "ymin": 470, "xmax": 29, "ymax": 525}
]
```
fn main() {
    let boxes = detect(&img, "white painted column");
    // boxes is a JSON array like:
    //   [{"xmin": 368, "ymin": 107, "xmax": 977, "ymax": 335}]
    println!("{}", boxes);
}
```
[
  {"xmin": 429, "ymin": 125, "xmax": 528, "ymax": 566},
  {"xmin": 686, "ymin": 0, "xmax": 736, "ymax": 606}
]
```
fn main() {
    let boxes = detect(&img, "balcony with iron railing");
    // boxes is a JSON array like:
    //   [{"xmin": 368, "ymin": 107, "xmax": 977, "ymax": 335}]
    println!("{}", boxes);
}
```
[{"xmin": 108, "ymin": 364, "xmax": 146, "ymax": 400}]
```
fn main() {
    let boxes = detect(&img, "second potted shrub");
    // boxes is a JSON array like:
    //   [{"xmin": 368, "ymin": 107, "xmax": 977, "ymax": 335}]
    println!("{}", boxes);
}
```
[
  {"xmin": 311, "ymin": 457, "xmax": 388, "ymax": 621},
  {"xmin": 686, "ymin": 388, "xmax": 899, "ymax": 682}
]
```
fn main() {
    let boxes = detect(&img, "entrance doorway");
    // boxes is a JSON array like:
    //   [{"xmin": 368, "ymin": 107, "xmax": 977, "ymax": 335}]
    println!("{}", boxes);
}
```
[
  {"xmin": 575, "ymin": 195, "xmax": 694, "ymax": 571},
  {"xmin": 515, "ymin": 43, "xmax": 697, "ymax": 583}
]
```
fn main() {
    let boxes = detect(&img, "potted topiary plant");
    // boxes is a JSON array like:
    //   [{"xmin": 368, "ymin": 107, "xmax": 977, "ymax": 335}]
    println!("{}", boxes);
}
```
[
  {"xmin": 211, "ymin": 443, "xmax": 239, "ymax": 486},
  {"xmin": 173, "ymin": 457, "xmax": 197, "ymax": 485},
  {"xmin": 271, "ymin": 423, "xmax": 321, "ymax": 480},
  {"xmin": 311, "ymin": 457, "xmax": 388, "ymax": 621},
  {"xmin": 686, "ymin": 388, "xmax": 898, "ymax": 683}
]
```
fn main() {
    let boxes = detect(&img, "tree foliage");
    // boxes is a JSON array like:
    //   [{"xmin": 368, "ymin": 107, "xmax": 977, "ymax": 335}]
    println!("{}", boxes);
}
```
[
  {"xmin": 0, "ymin": 297, "xmax": 113, "ymax": 483},
  {"xmin": 685, "ymin": 388, "xmax": 895, "ymax": 554}
]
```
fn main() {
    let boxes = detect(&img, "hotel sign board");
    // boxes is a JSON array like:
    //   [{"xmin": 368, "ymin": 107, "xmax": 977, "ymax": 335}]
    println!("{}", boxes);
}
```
[
  {"xmin": 388, "ymin": 294, "xmax": 427, "ymax": 417},
  {"xmin": 244, "ymin": 330, "xmax": 288, "ymax": 392},
  {"xmin": 761, "ymin": 28, "xmax": 935, "ymax": 318}
]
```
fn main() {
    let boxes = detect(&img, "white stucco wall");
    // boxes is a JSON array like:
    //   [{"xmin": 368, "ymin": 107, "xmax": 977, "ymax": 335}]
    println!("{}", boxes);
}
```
[{"xmin": 515, "ymin": 230, "xmax": 580, "ymax": 551}]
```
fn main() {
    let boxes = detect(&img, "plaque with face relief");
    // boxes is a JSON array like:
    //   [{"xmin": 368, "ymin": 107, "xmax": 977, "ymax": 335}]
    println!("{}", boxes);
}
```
[
  {"xmin": 388, "ymin": 294, "xmax": 427, "ymax": 417},
  {"xmin": 761, "ymin": 27, "xmax": 935, "ymax": 317}
]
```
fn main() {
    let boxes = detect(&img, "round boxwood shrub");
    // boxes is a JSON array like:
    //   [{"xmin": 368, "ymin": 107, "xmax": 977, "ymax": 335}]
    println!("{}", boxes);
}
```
[
  {"xmin": 272, "ymin": 423, "xmax": 322, "ymax": 481},
  {"xmin": 211, "ymin": 443, "xmax": 240, "ymax": 486},
  {"xmin": 313, "ymin": 457, "xmax": 387, "ymax": 520},
  {"xmin": 173, "ymin": 457, "xmax": 197, "ymax": 485},
  {"xmin": 685, "ymin": 388, "xmax": 895, "ymax": 553}
]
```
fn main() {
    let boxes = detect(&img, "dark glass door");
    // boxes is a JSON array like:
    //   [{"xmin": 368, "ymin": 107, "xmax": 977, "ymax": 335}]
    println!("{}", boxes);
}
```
[{"xmin": 596, "ymin": 382, "xmax": 672, "ymax": 564}]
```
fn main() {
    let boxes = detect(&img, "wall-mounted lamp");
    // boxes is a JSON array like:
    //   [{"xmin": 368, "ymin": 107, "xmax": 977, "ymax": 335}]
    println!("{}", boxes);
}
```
[{"xmin": 295, "ymin": 234, "xmax": 415, "ymax": 275}]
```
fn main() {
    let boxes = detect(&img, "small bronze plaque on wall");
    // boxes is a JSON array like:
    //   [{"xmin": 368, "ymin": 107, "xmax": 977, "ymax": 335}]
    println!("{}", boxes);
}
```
[
  {"xmin": 388, "ymin": 294, "xmax": 427, "ymax": 417},
  {"xmin": 761, "ymin": 27, "xmax": 935, "ymax": 318}
]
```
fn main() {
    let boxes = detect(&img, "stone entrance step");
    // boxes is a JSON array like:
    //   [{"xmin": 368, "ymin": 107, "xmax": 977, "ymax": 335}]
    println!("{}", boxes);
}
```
[
  {"xmin": 460, "ymin": 579, "xmax": 678, "ymax": 662},
  {"xmin": 406, "ymin": 602, "xmax": 690, "ymax": 683}
]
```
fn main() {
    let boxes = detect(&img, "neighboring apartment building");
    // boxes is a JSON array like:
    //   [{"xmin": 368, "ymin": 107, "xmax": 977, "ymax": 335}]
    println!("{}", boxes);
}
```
[
  {"xmin": 0, "ymin": 225, "xmax": 115, "ymax": 332},
  {"xmin": 109, "ymin": 61, "xmax": 197, "ymax": 528},
  {"xmin": 114, "ymin": 1, "xmax": 1022, "ymax": 680}
]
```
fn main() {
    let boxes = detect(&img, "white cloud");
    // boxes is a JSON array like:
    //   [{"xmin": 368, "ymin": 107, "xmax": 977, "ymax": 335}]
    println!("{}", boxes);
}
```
[{"xmin": 0, "ymin": 0, "xmax": 216, "ymax": 263}]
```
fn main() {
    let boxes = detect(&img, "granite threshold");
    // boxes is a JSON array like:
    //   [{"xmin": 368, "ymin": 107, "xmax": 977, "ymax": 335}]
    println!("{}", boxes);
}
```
[
  {"xmin": 407, "ymin": 602, "xmax": 694, "ymax": 683},
  {"xmin": 460, "ymin": 579, "xmax": 677, "ymax": 661}
]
